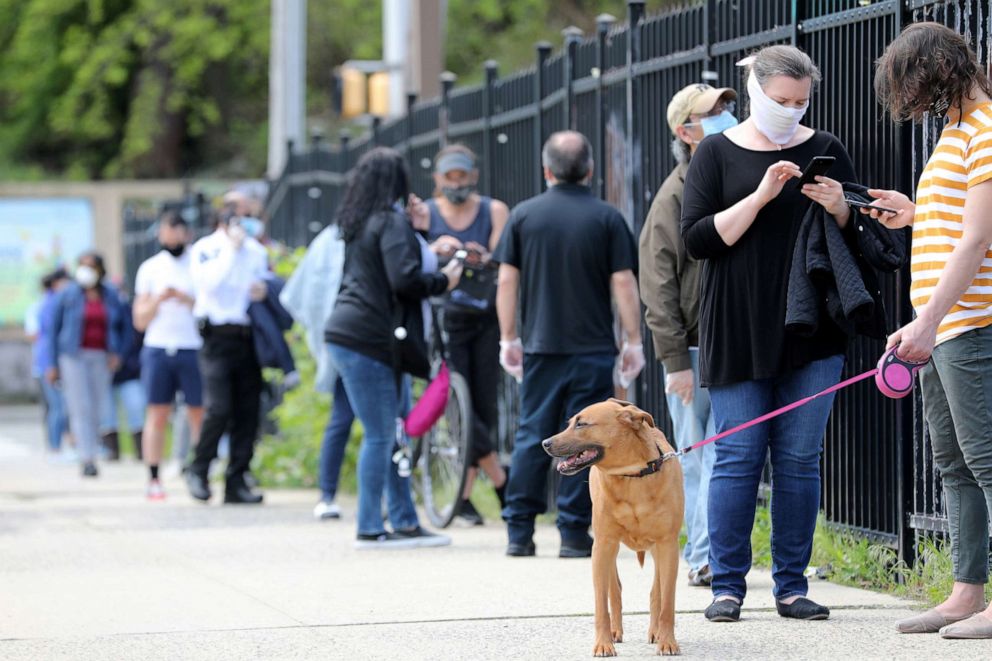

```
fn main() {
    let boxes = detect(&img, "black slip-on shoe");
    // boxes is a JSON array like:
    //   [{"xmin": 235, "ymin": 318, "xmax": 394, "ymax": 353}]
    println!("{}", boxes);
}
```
[
  {"xmin": 776, "ymin": 597, "xmax": 830, "ymax": 620},
  {"xmin": 185, "ymin": 470, "xmax": 211, "ymax": 501},
  {"xmin": 705, "ymin": 599, "xmax": 741, "ymax": 622},
  {"xmin": 506, "ymin": 541, "xmax": 536, "ymax": 557},
  {"xmin": 224, "ymin": 483, "xmax": 264, "ymax": 504}
]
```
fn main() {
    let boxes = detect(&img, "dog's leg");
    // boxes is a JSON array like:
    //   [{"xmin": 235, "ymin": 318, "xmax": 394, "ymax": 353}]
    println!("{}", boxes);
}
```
[
  {"xmin": 647, "ymin": 563, "xmax": 660, "ymax": 644},
  {"xmin": 592, "ymin": 538, "xmax": 620, "ymax": 657},
  {"xmin": 608, "ymin": 563, "xmax": 623, "ymax": 643},
  {"xmin": 651, "ymin": 541, "xmax": 681, "ymax": 656}
]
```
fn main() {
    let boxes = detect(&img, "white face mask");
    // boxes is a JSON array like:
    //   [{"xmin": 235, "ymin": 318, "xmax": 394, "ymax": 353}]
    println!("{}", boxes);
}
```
[
  {"xmin": 75, "ymin": 265, "xmax": 99, "ymax": 289},
  {"xmin": 747, "ymin": 72, "xmax": 808, "ymax": 145}
]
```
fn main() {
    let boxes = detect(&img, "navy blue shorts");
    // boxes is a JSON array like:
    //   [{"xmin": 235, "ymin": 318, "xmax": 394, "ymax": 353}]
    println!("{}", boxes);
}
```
[{"xmin": 140, "ymin": 347, "xmax": 203, "ymax": 407}]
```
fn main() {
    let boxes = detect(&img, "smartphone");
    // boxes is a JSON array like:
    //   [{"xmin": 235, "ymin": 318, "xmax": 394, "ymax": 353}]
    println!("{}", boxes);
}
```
[
  {"xmin": 848, "ymin": 199, "xmax": 899, "ymax": 215},
  {"xmin": 797, "ymin": 155, "xmax": 836, "ymax": 186}
]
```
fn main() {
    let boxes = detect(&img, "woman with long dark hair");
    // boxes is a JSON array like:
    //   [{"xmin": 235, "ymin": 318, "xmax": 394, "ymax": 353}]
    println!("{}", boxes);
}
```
[
  {"xmin": 872, "ymin": 23, "xmax": 992, "ymax": 640},
  {"xmin": 325, "ymin": 147, "xmax": 462, "ymax": 549}
]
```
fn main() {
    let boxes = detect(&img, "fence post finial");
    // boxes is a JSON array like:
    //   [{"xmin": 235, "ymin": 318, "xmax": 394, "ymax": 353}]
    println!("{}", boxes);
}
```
[
  {"xmin": 482, "ymin": 61, "xmax": 499, "ymax": 196},
  {"xmin": 439, "ymin": 71, "xmax": 458, "ymax": 148},
  {"xmin": 534, "ymin": 42, "xmax": 553, "ymax": 196}
]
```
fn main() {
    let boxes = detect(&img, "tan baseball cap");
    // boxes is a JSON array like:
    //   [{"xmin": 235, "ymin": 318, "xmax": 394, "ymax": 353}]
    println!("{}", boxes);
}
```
[{"xmin": 666, "ymin": 84, "xmax": 737, "ymax": 134}]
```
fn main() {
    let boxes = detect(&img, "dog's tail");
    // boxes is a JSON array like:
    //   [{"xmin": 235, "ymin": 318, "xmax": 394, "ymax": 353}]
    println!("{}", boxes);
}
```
[{"xmin": 637, "ymin": 551, "xmax": 645, "ymax": 567}]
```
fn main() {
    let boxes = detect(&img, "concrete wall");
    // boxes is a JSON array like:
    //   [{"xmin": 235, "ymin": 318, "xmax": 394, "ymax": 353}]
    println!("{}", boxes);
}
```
[{"xmin": 0, "ymin": 329, "xmax": 37, "ymax": 402}]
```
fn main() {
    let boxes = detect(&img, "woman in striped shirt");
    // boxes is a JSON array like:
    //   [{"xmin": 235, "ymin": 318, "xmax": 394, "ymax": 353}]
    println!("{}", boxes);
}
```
[{"xmin": 872, "ymin": 22, "xmax": 992, "ymax": 640}]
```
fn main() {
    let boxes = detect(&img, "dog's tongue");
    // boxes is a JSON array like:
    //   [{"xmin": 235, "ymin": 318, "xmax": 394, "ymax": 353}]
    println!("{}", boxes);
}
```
[{"xmin": 558, "ymin": 450, "xmax": 595, "ymax": 473}]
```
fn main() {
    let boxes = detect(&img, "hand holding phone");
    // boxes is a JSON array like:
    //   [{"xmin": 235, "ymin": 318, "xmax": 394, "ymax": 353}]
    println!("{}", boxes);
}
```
[
  {"xmin": 797, "ymin": 156, "xmax": 836, "ymax": 186},
  {"xmin": 848, "ymin": 199, "xmax": 899, "ymax": 215}
]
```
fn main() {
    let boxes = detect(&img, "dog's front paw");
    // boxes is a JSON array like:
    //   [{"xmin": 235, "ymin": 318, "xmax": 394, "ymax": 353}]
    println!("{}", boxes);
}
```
[
  {"xmin": 647, "ymin": 626, "xmax": 658, "ymax": 644},
  {"xmin": 655, "ymin": 636, "xmax": 680, "ymax": 656},
  {"xmin": 611, "ymin": 625, "xmax": 623, "ymax": 643},
  {"xmin": 593, "ymin": 638, "xmax": 618, "ymax": 657}
]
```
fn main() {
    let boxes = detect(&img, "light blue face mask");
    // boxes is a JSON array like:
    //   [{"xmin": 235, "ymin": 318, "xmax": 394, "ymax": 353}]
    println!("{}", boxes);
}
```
[
  {"xmin": 699, "ymin": 110, "xmax": 738, "ymax": 136},
  {"xmin": 238, "ymin": 217, "xmax": 264, "ymax": 239}
]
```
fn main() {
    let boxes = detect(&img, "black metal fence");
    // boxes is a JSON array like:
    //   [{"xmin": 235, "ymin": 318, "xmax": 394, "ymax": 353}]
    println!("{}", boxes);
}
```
[{"xmin": 266, "ymin": 0, "xmax": 992, "ymax": 562}]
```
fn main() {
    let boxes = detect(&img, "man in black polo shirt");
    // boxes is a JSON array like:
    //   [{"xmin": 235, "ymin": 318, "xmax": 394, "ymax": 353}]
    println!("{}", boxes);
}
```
[{"xmin": 493, "ymin": 130, "xmax": 645, "ymax": 558}]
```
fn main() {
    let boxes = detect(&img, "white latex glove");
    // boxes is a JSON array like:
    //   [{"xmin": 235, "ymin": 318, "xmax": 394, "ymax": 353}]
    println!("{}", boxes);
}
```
[
  {"xmin": 616, "ymin": 342, "xmax": 645, "ymax": 388},
  {"xmin": 499, "ymin": 338, "xmax": 523, "ymax": 384},
  {"xmin": 665, "ymin": 368, "xmax": 694, "ymax": 406}
]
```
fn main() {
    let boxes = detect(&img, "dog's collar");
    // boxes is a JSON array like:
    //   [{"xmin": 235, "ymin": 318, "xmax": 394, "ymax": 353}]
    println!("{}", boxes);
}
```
[{"xmin": 622, "ymin": 444, "xmax": 679, "ymax": 478}]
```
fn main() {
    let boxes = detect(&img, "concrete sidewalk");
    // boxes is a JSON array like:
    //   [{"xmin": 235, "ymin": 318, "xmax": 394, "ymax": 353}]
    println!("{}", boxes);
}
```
[{"xmin": 0, "ymin": 405, "xmax": 985, "ymax": 660}]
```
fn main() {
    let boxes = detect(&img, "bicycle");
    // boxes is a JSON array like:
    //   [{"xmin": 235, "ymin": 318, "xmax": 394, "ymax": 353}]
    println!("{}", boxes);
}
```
[{"xmin": 409, "ymin": 299, "xmax": 474, "ymax": 528}]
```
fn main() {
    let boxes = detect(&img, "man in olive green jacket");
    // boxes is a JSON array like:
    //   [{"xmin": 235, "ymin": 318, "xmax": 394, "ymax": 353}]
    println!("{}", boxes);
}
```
[{"xmin": 638, "ymin": 83, "xmax": 737, "ymax": 587}]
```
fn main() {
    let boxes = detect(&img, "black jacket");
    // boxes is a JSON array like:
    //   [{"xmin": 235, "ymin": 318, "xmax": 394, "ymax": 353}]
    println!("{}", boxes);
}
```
[
  {"xmin": 325, "ymin": 210, "xmax": 449, "ymax": 369},
  {"xmin": 249, "ymin": 277, "xmax": 296, "ymax": 373},
  {"xmin": 786, "ymin": 183, "xmax": 909, "ymax": 339},
  {"xmin": 113, "ymin": 300, "xmax": 143, "ymax": 385}
]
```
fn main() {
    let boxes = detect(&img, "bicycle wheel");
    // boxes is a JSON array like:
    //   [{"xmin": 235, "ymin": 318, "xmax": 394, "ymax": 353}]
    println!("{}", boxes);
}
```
[{"xmin": 420, "ymin": 370, "xmax": 472, "ymax": 528}]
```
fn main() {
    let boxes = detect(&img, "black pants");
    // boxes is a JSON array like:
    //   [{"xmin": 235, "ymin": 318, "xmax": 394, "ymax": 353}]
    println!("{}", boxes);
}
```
[
  {"xmin": 191, "ymin": 330, "xmax": 262, "ymax": 485},
  {"xmin": 444, "ymin": 311, "xmax": 498, "ymax": 467}
]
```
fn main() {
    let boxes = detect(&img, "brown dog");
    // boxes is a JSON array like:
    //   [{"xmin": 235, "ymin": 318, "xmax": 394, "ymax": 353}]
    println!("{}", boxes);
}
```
[{"xmin": 543, "ymin": 399, "xmax": 684, "ymax": 657}]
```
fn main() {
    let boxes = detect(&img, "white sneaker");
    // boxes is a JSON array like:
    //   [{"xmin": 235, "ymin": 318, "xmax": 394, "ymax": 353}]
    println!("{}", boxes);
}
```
[
  {"xmin": 147, "ymin": 479, "xmax": 166, "ymax": 501},
  {"xmin": 163, "ymin": 460, "xmax": 184, "ymax": 480},
  {"xmin": 313, "ymin": 499, "xmax": 341, "ymax": 520}
]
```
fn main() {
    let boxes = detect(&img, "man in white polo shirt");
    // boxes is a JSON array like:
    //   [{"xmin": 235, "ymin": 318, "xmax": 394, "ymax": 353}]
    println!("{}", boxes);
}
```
[
  {"xmin": 186, "ymin": 200, "xmax": 269, "ymax": 504},
  {"xmin": 133, "ymin": 211, "xmax": 204, "ymax": 500}
]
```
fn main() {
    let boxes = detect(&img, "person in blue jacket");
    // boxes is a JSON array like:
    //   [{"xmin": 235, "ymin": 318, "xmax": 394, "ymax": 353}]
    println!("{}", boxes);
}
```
[{"xmin": 47, "ymin": 252, "xmax": 124, "ymax": 477}]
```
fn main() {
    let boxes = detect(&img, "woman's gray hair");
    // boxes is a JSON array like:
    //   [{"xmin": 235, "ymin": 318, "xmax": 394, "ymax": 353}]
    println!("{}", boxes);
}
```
[
  {"xmin": 671, "ymin": 138, "xmax": 691, "ymax": 165},
  {"xmin": 748, "ymin": 45, "xmax": 821, "ymax": 87}
]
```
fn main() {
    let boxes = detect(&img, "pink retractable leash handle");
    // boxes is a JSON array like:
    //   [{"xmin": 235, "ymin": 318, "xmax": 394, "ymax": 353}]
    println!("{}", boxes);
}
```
[
  {"xmin": 874, "ymin": 344, "xmax": 926, "ymax": 399},
  {"xmin": 679, "ymin": 345, "xmax": 927, "ymax": 456}
]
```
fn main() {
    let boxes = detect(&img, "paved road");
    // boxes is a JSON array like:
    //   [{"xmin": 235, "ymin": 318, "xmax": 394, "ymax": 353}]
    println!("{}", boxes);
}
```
[{"xmin": 0, "ymin": 405, "xmax": 985, "ymax": 660}]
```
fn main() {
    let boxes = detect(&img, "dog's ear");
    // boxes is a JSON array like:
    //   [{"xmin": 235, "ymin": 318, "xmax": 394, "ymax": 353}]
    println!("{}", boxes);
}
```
[
  {"xmin": 617, "ymin": 408, "xmax": 655, "ymax": 429},
  {"xmin": 609, "ymin": 398, "xmax": 635, "ymax": 407}
]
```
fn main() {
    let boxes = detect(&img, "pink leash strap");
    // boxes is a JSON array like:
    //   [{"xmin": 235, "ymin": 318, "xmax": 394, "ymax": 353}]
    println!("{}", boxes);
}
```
[{"xmin": 678, "ymin": 367, "xmax": 879, "ymax": 456}]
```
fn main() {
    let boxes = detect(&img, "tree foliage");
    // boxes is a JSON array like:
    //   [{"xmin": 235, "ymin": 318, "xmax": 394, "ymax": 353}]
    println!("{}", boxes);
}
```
[
  {"xmin": 0, "ymin": 0, "xmax": 269, "ymax": 179},
  {"xmin": 0, "ymin": 0, "xmax": 677, "ymax": 180}
]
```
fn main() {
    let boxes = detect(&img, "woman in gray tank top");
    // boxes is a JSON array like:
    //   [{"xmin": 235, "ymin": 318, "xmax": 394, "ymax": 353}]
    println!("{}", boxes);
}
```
[{"xmin": 426, "ymin": 144, "xmax": 511, "ymax": 526}]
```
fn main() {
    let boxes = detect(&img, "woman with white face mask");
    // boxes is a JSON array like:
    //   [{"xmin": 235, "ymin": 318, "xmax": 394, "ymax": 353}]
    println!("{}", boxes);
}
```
[
  {"xmin": 47, "ymin": 251, "xmax": 125, "ymax": 477},
  {"xmin": 680, "ymin": 45, "xmax": 858, "ymax": 623}
]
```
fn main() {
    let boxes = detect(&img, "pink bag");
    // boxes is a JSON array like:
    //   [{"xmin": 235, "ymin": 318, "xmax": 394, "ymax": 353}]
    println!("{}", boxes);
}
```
[{"xmin": 404, "ymin": 362, "xmax": 450, "ymax": 436}]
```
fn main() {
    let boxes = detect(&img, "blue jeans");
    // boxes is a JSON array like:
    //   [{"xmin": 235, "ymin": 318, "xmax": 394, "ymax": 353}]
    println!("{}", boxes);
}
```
[
  {"xmin": 327, "ymin": 343, "xmax": 419, "ymax": 535},
  {"xmin": 101, "ymin": 379, "xmax": 147, "ymax": 433},
  {"xmin": 319, "ymin": 376, "xmax": 356, "ymax": 500},
  {"xmin": 707, "ymin": 354, "xmax": 844, "ymax": 602},
  {"xmin": 664, "ymin": 348, "xmax": 716, "ymax": 572},
  {"xmin": 502, "ymin": 352, "xmax": 615, "ymax": 545},
  {"xmin": 59, "ymin": 350, "xmax": 112, "ymax": 463},
  {"xmin": 40, "ymin": 379, "xmax": 67, "ymax": 451}
]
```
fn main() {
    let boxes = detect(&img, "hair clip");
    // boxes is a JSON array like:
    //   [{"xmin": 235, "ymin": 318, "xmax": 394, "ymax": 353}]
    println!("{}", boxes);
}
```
[{"xmin": 735, "ymin": 56, "xmax": 756, "ymax": 67}]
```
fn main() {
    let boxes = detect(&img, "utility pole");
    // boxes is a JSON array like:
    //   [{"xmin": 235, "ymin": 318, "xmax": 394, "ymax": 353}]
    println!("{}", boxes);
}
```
[
  {"xmin": 267, "ymin": 0, "xmax": 307, "ymax": 181},
  {"xmin": 409, "ymin": 0, "xmax": 444, "ymax": 101},
  {"xmin": 383, "ymin": 0, "xmax": 410, "ymax": 118}
]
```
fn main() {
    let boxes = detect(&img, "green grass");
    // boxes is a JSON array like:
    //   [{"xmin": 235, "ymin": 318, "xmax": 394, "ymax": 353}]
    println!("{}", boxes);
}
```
[{"xmin": 748, "ymin": 506, "xmax": 992, "ymax": 606}]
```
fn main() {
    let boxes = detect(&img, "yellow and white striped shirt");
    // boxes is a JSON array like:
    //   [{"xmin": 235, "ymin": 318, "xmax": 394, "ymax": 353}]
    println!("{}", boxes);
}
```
[{"xmin": 910, "ymin": 102, "xmax": 992, "ymax": 345}]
